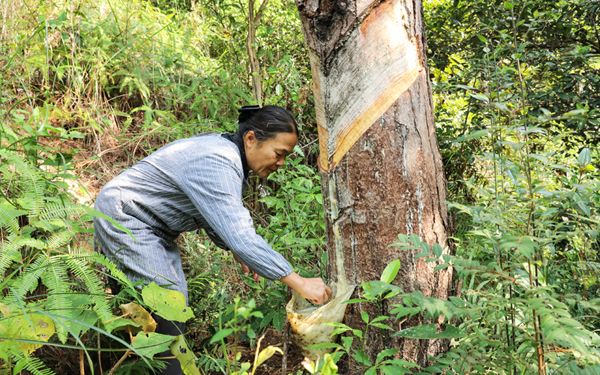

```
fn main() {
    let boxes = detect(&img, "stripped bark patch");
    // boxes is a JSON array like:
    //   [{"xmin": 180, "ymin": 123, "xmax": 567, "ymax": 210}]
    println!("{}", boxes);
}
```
[{"xmin": 311, "ymin": 0, "xmax": 421, "ymax": 172}]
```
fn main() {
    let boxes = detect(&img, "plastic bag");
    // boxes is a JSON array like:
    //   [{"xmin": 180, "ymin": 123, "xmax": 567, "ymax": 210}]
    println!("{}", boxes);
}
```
[{"xmin": 286, "ymin": 283, "xmax": 355, "ymax": 360}]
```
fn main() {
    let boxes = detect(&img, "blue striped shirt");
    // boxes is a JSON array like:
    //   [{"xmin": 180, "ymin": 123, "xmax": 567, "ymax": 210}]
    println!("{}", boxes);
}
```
[{"xmin": 94, "ymin": 133, "xmax": 293, "ymax": 296}]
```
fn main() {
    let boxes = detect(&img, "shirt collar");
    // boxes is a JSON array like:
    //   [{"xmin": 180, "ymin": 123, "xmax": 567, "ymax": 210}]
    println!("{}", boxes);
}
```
[{"xmin": 221, "ymin": 132, "xmax": 250, "ymax": 181}]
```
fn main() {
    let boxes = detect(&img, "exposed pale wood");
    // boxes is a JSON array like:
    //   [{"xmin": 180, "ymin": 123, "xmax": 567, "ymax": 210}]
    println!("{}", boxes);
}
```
[{"xmin": 308, "ymin": 0, "xmax": 421, "ymax": 171}]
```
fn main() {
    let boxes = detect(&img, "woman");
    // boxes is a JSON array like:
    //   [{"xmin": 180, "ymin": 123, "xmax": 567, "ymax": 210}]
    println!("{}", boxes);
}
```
[{"xmin": 94, "ymin": 105, "xmax": 331, "ymax": 374}]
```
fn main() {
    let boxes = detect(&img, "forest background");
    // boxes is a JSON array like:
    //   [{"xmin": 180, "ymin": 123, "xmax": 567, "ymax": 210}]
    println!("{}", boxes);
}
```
[{"xmin": 0, "ymin": 0, "xmax": 599, "ymax": 374}]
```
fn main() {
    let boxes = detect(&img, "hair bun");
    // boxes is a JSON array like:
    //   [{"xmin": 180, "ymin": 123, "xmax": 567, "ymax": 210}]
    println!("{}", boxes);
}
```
[
  {"xmin": 238, "ymin": 105, "xmax": 261, "ymax": 112},
  {"xmin": 238, "ymin": 105, "xmax": 261, "ymax": 123}
]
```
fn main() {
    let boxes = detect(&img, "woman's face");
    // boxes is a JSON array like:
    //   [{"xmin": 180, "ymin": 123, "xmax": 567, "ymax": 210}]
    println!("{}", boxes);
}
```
[{"xmin": 244, "ymin": 131, "xmax": 297, "ymax": 178}]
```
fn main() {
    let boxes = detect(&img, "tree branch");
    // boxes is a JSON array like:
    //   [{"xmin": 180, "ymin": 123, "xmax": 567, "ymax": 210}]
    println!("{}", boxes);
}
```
[{"xmin": 254, "ymin": 0, "xmax": 271, "ymax": 25}]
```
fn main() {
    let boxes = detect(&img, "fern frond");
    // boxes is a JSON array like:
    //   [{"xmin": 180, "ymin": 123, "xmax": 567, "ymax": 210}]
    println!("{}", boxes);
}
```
[
  {"xmin": 0, "ymin": 235, "xmax": 22, "ymax": 276},
  {"xmin": 66, "ymin": 255, "xmax": 114, "ymax": 326},
  {"xmin": 35, "ymin": 202, "xmax": 88, "ymax": 223},
  {"xmin": 46, "ymin": 230, "xmax": 75, "ymax": 250},
  {"xmin": 0, "ymin": 205, "xmax": 20, "ymax": 236},
  {"xmin": 564, "ymin": 361, "xmax": 600, "ymax": 375},
  {"xmin": 8, "ymin": 255, "xmax": 49, "ymax": 300},
  {"xmin": 9, "ymin": 350, "xmax": 56, "ymax": 375},
  {"xmin": 0, "ymin": 150, "xmax": 44, "ymax": 217},
  {"xmin": 42, "ymin": 256, "xmax": 72, "ymax": 343},
  {"xmin": 87, "ymin": 250, "xmax": 136, "ymax": 291},
  {"xmin": 11, "ymin": 236, "xmax": 47, "ymax": 250}
]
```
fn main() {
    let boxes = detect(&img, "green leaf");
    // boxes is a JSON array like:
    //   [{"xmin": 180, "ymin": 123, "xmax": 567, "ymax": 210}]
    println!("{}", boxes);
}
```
[
  {"xmin": 381, "ymin": 259, "xmax": 401, "ymax": 283},
  {"xmin": 492, "ymin": 102, "xmax": 510, "ymax": 112},
  {"xmin": 13, "ymin": 358, "xmax": 27, "ymax": 374},
  {"xmin": 332, "ymin": 327, "xmax": 352, "ymax": 335},
  {"xmin": 142, "ymin": 282, "xmax": 194, "ymax": 323},
  {"xmin": 578, "ymin": 148, "xmax": 591, "ymax": 167},
  {"xmin": 171, "ymin": 335, "xmax": 200, "ymax": 375},
  {"xmin": 381, "ymin": 365, "xmax": 413, "ymax": 374},
  {"xmin": 239, "ymin": 362, "xmax": 252, "ymax": 373},
  {"xmin": 371, "ymin": 316, "xmax": 389, "ymax": 324},
  {"xmin": 68, "ymin": 310, "xmax": 98, "ymax": 338},
  {"xmin": 341, "ymin": 336, "xmax": 353, "ymax": 351},
  {"xmin": 209, "ymin": 328, "xmax": 233, "ymax": 344},
  {"xmin": 469, "ymin": 93, "xmax": 489, "ymax": 103},
  {"xmin": 361, "ymin": 311, "xmax": 370, "ymax": 324},
  {"xmin": 376, "ymin": 348, "xmax": 399, "ymax": 364},
  {"xmin": 395, "ymin": 234, "xmax": 409, "ymax": 244},
  {"xmin": 0, "ymin": 206, "xmax": 19, "ymax": 236},
  {"xmin": 456, "ymin": 129, "xmax": 490, "ymax": 142},
  {"xmin": 371, "ymin": 323, "xmax": 393, "ymax": 330},
  {"xmin": 434, "ymin": 264, "xmax": 450, "ymax": 272},
  {"xmin": 352, "ymin": 329, "xmax": 363, "ymax": 339},
  {"xmin": 432, "ymin": 243, "xmax": 443, "ymax": 257},
  {"xmin": 409, "ymin": 234, "xmax": 421, "ymax": 246},
  {"xmin": 327, "ymin": 322, "xmax": 350, "ymax": 328},
  {"xmin": 423, "ymin": 364, "xmax": 444, "ymax": 373},
  {"xmin": 351, "ymin": 350, "xmax": 372, "ymax": 366},
  {"xmin": 259, "ymin": 310, "xmax": 275, "ymax": 330},
  {"xmin": 505, "ymin": 1, "xmax": 514, "ymax": 9},
  {"xmin": 273, "ymin": 311, "xmax": 284, "ymax": 331},
  {"xmin": 390, "ymin": 306, "xmax": 421, "ymax": 319},
  {"xmin": 132, "ymin": 332, "xmax": 175, "ymax": 357}
]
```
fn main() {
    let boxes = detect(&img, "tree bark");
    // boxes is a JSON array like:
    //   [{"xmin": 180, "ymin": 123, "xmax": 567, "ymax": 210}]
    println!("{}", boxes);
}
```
[{"xmin": 295, "ymin": 0, "xmax": 454, "ymax": 370}]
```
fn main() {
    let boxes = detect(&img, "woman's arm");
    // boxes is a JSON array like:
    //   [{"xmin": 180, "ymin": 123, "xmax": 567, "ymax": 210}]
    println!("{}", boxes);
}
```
[
  {"xmin": 179, "ymin": 140, "xmax": 293, "ymax": 281},
  {"xmin": 279, "ymin": 272, "xmax": 332, "ymax": 304},
  {"xmin": 233, "ymin": 254, "xmax": 332, "ymax": 304}
]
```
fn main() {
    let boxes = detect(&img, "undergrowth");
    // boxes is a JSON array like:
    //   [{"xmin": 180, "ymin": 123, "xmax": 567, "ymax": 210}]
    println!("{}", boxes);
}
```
[{"xmin": 1, "ymin": 0, "xmax": 599, "ymax": 373}]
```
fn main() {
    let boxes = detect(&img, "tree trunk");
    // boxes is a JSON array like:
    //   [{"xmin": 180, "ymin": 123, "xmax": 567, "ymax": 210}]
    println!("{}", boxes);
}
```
[
  {"xmin": 295, "ymin": 0, "xmax": 455, "ymax": 370},
  {"xmin": 245, "ymin": 0, "xmax": 270, "ymax": 105}
]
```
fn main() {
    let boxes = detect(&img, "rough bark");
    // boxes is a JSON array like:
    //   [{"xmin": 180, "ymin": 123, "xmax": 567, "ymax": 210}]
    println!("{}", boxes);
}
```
[{"xmin": 295, "ymin": 0, "xmax": 455, "ymax": 370}]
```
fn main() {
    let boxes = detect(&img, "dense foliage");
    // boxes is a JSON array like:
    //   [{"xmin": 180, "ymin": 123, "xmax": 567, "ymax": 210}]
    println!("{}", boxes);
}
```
[{"xmin": 0, "ymin": 0, "xmax": 598, "ymax": 374}]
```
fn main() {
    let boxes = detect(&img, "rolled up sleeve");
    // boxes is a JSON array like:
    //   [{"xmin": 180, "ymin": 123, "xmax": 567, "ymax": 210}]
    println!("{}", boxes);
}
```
[{"xmin": 178, "ymin": 145, "xmax": 293, "ymax": 280}]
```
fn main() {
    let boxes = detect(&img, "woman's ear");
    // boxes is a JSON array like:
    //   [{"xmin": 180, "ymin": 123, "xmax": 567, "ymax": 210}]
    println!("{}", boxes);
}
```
[{"xmin": 244, "ymin": 131, "xmax": 257, "ymax": 149}]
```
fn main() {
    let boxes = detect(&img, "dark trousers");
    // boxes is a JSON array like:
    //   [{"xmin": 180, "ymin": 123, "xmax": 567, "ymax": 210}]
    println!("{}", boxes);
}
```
[
  {"xmin": 109, "ymin": 278, "xmax": 185, "ymax": 375},
  {"xmin": 153, "ymin": 313, "xmax": 186, "ymax": 375}
]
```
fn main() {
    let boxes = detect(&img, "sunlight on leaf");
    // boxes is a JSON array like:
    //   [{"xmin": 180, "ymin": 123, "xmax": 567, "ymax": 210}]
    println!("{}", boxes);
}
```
[
  {"xmin": 380, "ymin": 259, "xmax": 401, "ymax": 283},
  {"xmin": 142, "ymin": 282, "xmax": 194, "ymax": 322},
  {"xmin": 170, "ymin": 334, "xmax": 200, "ymax": 375},
  {"xmin": 119, "ymin": 302, "xmax": 157, "ymax": 333},
  {"xmin": 255, "ymin": 345, "xmax": 283, "ymax": 368}
]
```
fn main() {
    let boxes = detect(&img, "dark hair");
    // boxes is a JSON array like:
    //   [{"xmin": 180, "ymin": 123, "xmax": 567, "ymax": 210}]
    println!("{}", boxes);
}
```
[{"xmin": 238, "ymin": 105, "xmax": 298, "ymax": 142}]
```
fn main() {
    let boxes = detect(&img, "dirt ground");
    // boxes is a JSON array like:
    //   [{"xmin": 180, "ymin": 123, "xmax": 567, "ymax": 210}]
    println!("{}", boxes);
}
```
[{"xmin": 232, "ymin": 328, "xmax": 307, "ymax": 375}]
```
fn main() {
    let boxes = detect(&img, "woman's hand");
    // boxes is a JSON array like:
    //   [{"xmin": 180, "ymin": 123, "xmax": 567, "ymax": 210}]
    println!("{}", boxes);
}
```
[
  {"xmin": 233, "ymin": 253, "xmax": 260, "ymax": 283},
  {"xmin": 279, "ymin": 272, "xmax": 332, "ymax": 304}
]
